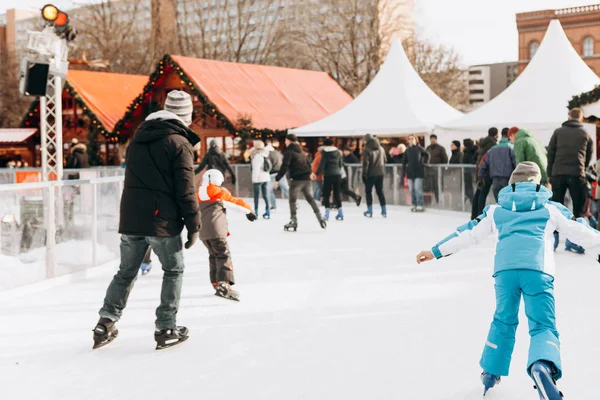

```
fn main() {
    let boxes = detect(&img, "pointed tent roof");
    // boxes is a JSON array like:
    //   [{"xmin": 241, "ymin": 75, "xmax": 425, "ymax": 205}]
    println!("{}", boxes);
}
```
[
  {"xmin": 434, "ymin": 20, "xmax": 600, "ymax": 147},
  {"xmin": 289, "ymin": 40, "xmax": 463, "ymax": 137}
]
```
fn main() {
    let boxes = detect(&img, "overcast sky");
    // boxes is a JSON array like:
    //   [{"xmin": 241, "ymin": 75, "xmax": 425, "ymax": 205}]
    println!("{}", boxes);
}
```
[{"xmin": 3, "ymin": 0, "xmax": 600, "ymax": 66}]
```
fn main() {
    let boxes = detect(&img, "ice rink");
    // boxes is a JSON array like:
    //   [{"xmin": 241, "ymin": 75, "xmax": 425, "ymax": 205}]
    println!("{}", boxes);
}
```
[{"xmin": 1, "ymin": 203, "xmax": 599, "ymax": 400}]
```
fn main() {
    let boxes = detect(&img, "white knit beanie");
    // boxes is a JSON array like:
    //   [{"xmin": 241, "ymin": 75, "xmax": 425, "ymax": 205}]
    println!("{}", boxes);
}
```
[{"xmin": 164, "ymin": 90, "xmax": 193, "ymax": 126}]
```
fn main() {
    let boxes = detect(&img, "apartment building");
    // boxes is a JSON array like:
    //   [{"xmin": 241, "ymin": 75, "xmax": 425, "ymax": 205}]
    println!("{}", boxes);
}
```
[{"xmin": 467, "ymin": 62, "xmax": 518, "ymax": 107}]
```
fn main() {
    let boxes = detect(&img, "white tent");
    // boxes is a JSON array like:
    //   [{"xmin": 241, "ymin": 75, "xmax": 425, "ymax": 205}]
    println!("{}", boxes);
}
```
[
  {"xmin": 433, "ymin": 20, "xmax": 600, "ymax": 150},
  {"xmin": 289, "ymin": 40, "xmax": 463, "ymax": 138}
]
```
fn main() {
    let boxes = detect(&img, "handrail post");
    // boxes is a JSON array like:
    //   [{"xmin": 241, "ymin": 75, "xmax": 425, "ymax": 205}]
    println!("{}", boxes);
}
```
[
  {"xmin": 45, "ymin": 184, "xmax": 56, "ymax": 279},
  {"xmin": 461, "ymin": 165, "xmax": 466, "ymax": 212},
  {"xmin": 92, "ymin": 182, "xmax": 98, "ymax": 267}
]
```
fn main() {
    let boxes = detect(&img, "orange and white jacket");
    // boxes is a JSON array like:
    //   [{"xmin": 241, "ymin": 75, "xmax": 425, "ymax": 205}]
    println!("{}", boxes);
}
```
[{"xmin": 197, "ymin": 183, "xmax": 252, "ymax": 240}]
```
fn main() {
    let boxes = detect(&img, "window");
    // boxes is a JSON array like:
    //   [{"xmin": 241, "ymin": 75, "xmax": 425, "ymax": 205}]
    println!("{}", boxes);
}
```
[
  {"xmin": 469, "ymin": 80, "xmax": 484, "ymax": 85},
  {"xmin": 468, "ymin": 70, "xmax": 481, "ymax": 75},
  {"xmin": 583, "ymin": 36, "xmax": 594, "ymax": 57},
  {"xmin": 529, "ymin": 41, "xmax": 540, "ymax": 59},
  {"xmin": 469, "ymin": 89, "xmax": 484, "ymax": 94},
  {"xmin": 469, "ymin": 99, "xmax": 484, "ymax": 104}
]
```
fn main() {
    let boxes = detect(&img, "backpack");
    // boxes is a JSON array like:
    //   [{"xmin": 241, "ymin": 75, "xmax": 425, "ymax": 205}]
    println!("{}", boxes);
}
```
[{"xmin": 263, "ymin": 156, "xmax": 273, "ymax": 173}]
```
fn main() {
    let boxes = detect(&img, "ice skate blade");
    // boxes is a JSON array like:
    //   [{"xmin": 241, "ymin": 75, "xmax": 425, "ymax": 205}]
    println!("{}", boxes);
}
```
[
  {"xmin": 215, "ymin": 292, "xmax": 240, "ymax": 302},
  {"xmin": 155, "ymin": 336, "xmax": 188, "ymax": 350},
  {"xmin": 92, "ymin": 330, "xmax": 118, "ymax": 350}
]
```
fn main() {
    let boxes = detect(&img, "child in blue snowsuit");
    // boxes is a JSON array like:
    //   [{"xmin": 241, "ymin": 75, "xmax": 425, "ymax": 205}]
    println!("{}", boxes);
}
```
[{"xmin": 416, "ymin": 162, "xmax": 600, "ymax": 398}]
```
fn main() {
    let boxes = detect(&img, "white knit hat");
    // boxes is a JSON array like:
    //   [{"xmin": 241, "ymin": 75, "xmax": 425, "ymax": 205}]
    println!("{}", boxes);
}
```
[{"xmin": 164, "ymin": 90, "xmax": 193, "ymax": 126}]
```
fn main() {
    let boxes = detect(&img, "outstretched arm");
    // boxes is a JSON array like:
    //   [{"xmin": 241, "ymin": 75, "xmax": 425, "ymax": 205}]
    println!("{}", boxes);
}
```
[
  {"xmin": 548, "ymin": 205, "xmax": 600, "ymax": 249},
  {"xmin": 417, "ymin": 206, "xmax": 496, "ymax": 263}
]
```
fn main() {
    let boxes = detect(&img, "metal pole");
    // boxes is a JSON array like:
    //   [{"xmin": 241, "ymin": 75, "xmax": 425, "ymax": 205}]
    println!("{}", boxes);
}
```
[
  {"xmin": 46, "ymin": 184, "xmax": 56, "ymax": 279},
  {"xmin": 393, "ymin": 165, "xmax": 399, "ymax": 205},
  {"xmin": 40, "ymin": 96, "xmax": 49, "ymax": 180},
  {"xmin": 461, "ymin": 166, "xmax": 465, "ymax": 212},
  {"xmin": 234, "ymin": 165, "xmax": 240, "ymax": 197},
  {"xmin": 92, "ymin": 182, "xmax": 98, "ymax": 267}
]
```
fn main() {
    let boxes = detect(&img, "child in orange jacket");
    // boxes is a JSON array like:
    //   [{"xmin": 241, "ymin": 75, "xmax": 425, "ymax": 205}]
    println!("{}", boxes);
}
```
[{"xmin": 197, "ymin": 169, "xmax": 257, "ymax": 301}]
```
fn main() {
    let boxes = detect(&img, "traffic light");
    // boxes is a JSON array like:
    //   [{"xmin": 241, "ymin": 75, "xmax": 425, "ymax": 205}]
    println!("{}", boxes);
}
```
[
  {"xmin": 41, "ymin": 4, "xmax": 76, "ymax": 42},
  {"xmin": 19, "ymin": 58, "xmax": 50, "ymax": 96}
]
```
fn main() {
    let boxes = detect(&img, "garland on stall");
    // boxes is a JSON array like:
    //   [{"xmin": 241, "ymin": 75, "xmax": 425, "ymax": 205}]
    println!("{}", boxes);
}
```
[
  {"xmin": 112, "ymin": 54, "xmax": 287, "ymax": 142},
  {"xmin": 568, "ymin": 85, "xmax": 600, "ymax": 110}
]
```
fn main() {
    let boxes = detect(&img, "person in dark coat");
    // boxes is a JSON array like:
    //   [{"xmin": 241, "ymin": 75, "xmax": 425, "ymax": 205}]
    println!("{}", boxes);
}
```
[
  {"xmin": 547, "ymin": 108, "xmax": 594, "ymax": 218},
  {"xmin": 403, "ymin": 134, "xmax": 429, "ymax": 212},
  {"xmin": 341, "ymin": 146, "xmax": 362, "ymax": 206},
  {"xmin": 265, "ymin": 139, "xmax": 287, "ymax": 209},
  {"xmin": 275, "ymin": 134, "xmax": 326, "ymax": 230},
  {"xmin": 462, "ymin": 139, "xmax": 478, "ymax": 203},
  {"xmin": 315, "ymin": 138, "xmax": 344, "ymax": 220},
  {"xmin": 472, "ymin": 127, "xmax": 499, "ymax": 219},
  {"xmin": 479, "ymin": 130, "xmax": 516, "ymax": 201},
  {"xmin": 426, "ymin": 134, "xmax": 448, "ymax": 204},
  {"xmin": 362, "ymin": 134, "xmax": 387, "ymax": 217},
  {"xmin": 66, "ymin": 139, "xmax": 90, "ymax": 169},
  {"xmin": 93, "ymin": 91, "xmax": 200, "ymax": 350},
  {"xmin": 195, "ymin": 140, "xmax": 236, "ymax": 184},
  {"xmin": 449, "ymin": 140, "xmax": 464, "ymax": 164}
]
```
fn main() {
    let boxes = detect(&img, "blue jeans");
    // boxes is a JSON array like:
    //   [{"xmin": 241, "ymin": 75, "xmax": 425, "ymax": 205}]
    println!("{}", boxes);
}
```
[
  {"xmin": 408, "ymin": 178, "xmax": 424, "ymax": 206},
  {"xmin": 99, "ymin": 235, "xmax": 185, "ymax": 330},
  {"xmin": 314, "ymin": 180, "xmax": 323, "ymax": 202},
  {"xmin": 480, "ymin": 270, "xmax": 561, "ymax": 379},
  {"xmin": 269, "ymin": 173, "xmax": 289, "ymax": 207},
  {"xmin": 253, "ymin": 182, "xmax": 269, "ymax": 212}
]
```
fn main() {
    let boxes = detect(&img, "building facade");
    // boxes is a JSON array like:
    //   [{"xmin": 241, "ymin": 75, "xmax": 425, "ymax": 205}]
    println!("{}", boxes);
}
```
[
  {"xmin": 517, "ymin": 4, "xmax": 600, "ymax": 74},
  {"xmin": 0, "ymin": 9, "xmax": 40, "ymax": 56},
  {"xmin": 467, "ymin": 62, "xmax": 518, "ymax": 107}
]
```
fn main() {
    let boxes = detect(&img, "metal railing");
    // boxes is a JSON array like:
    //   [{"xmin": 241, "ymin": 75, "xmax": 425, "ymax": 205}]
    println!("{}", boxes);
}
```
[{"xmin": 0, "ymin": 176, "xmax": 124, "ymax": 291}]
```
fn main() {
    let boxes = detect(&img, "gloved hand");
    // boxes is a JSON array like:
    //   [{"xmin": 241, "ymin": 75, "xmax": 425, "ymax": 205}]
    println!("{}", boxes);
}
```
[
  {"xmin": 246, "ymin": 212, "xmax": 257, "ymax": 222},
  {"xmin": 231, "ymin": 175, "xmax": 237, "ymax": 185},
  {"xmin": 184, "ymin": 231, "xmax": 198, "ymax": 249}
]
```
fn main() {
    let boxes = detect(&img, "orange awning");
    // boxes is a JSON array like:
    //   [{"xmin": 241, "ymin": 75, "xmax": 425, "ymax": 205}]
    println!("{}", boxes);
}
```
[
  {"xmin": 171, "ymin": 55, "xmax": 352, "ymax": 130},
  {"xmin": 66, "ymin": 70, "xmax": 148, "ymax": 132}
]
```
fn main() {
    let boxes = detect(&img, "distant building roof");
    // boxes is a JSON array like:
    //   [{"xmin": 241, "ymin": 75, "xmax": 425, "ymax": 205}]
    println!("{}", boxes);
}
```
[{"xmin": 0, "ymin": 128, "xmax": 37, "ymax": 143}]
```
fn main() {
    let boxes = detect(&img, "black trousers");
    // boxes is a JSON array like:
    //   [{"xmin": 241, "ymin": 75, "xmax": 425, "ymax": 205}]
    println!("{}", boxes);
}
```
[
  {"xmin": 322, "ymin": 175, "xmax": 342, "ymax": 209},
  {"xmin": 472, "ymin": 177, "xmax": 492, "ymax": 219},
  {"xmin": 202, "ymin": 238, "xmax": 234, "ymax": 285},
  {"xmin": 289, "ymin": 180, "xmax": 321, "ymax": 221},
  {"xmin": 551, "ymin": 175, "xmax": 587, "ymax": 218},
  {"xmin": 365, "ymin": 176, "xmax": 386, "ymax": 207},
  {"xmin": 341, "ymin": 178, "xmax": 359, "ymax": 202}
]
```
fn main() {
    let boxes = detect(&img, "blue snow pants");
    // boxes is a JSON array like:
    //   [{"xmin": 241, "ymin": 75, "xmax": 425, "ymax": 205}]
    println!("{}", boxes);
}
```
[{"xmin": 480, "ymin": 270, "xmax": 562, "ymax": 380}]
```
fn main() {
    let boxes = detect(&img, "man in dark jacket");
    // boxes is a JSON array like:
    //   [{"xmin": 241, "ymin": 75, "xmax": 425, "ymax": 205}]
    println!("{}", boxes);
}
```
[
  {"xmin": 472, "ymin": 127, "xmax": 499, "ymax": 218},
  {"xmin": 426, "ymin": 134, "xmax": 448, "ymax": 204},
  {"xmin": 341, "ymin": 146, "xmax": 362, "ymax": 206},
  {"xmin": 94, "ymin": 91, "xmax": 200, "ymax": 351},
  {"xmin": 315, "ymin": 138, "xmax": 345, "ymax": 220},
  {"xmin": 463, "ymin": 139, "xmax": 478, "ymax": 203},
  {"xmin": 275, "ymin": 134, "xmax": 326, "ymax": 230},
  {"xmin": 195, "ymin": 140, "xmax": 236, "ymax": 184},
  {"xmin": 362, "ymin": 134, "xmax": 387, "ymax": 217},
  {"xmin": 265, "ymin": 139, "xmax": 287, "ymax": 209},
  {"xmin": 548, "ymin": 108, "xmax": 594, "ymax": 218},
  {"xmin": 403, "ymin": 134, "xmax": 429, "ymax": 212},
  {"xmin": 479, "ymin": 130, "xmax": 516, "ymax": 201}
]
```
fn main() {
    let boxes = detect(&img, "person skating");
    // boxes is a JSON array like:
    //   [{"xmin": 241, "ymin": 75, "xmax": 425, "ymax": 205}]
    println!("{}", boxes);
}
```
[
  {"xmin": 472, "ymin": 127, "xmax": 499, "ymax": 219},
  {"xmin": 94, "ymin": 91, "xmax": 200, "ymax": 350},
  {"xmin": 479, "ymin": 128, "xmax": 516, "ymax": 202},
  {"xmin": 275, "ymin": 134, "xmax": 326, "ymax": 231},
  {"xmin": 250, "ymin": 140, "xmax": 271, "ymax": 219},
  {"xmin": 265, "ymin": 139, "xmax": 287, "ymax": 209},
  {"xmin": 197, "ymin": 169, "xmax": 256, "ymax": 301},
  {"xmin": 416, "ymin": 162, "xmax": 600, "ymax": 398},
  {"xmin": 314, "ymin": 138, "xmax": 344, "ymax": 221},
  {"xmin": 362, "ymin": 134, "xmax": 387, "ymax": 217},
  {"xmin": 341, "ymin": 146, "xmax": 362, "ymax": 207},
  {"xmin": 402, "ymin": 134, "xmax": 429, "ymax": 212},
  {"xmin": 194, "ymin": 139, "xmax": 237, "ymax": 184}
]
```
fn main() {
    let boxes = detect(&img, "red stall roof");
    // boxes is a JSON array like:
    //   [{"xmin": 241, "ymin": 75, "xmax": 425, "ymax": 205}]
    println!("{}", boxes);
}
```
[
  {"xmin": 171, "ymin": 55, "xmax": 353, "ymax": 130},
  {"xmin": 67, "ymin": 70, "xmax": 148, "ymax": 131}
]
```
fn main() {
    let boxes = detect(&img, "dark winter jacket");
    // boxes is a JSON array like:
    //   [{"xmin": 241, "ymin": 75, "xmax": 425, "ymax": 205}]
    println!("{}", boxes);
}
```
[
  {"xmin": 462, "ymin": 140, "xmax": 478, "ymax": 165},
  {"xmin": 343, "ymin": 153, "xmax": 359, "ymax": 164},
  {"xmin": 266, "ymin": 146, "xmax": 283, "ymax": 174},
  {"xmin": 276, "ymin": 142, "xmax": 312, "ymax": 181},
  {"xmin": 195, "ymin": 145, "xmax": 236, "ymax": 182},
  {"xmin": 66, "ymin": 143, "xmax": 90, "ymax": 169},
  {"xmin": 547, "ymin": 120, "xmax": 593, "ymax": 179},
  {"xmin": 317, "ymin": 146, "xmax": 343, "ymax": 177},
  {"xmin": 402, "ymin": 144, "xmax": 429, "ymax": 179},
  {"xmin": 391, "ymin": 153, "xmax": 404, "ymax": 165},
  {"xmin": 477, "ymin": 135, "xmax": 498, "ymax": 165},
  {"xmin": 449, "ymin": 150, "xmax": 464, "ymax": 164},
  {"xmin": 119, "ymin": 111, "xmax": 200, "ymax": 237},
  {"xmin": 426, "ymin": 143, "xmax": 448, "ymax": 164},
  {"xmin": 514, "ymin": 129, "xmax": 548, "ymax": 183},
  {"xmin": 362, "ymin": 135, "xmax": 386, "ymax": 179},
  {"xmin": 479, "ymin": 137, "xmax": 516, "ymax": 180}
]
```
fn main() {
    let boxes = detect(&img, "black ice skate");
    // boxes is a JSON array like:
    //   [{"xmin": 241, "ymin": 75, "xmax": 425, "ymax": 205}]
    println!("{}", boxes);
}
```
[
  {"xmin": 215, "ymin": 281, "xmax": 240, "ymax": 302},
  {"xmin": 284, "ymin": 220, "xmax": 298, "ymax": 232},
  {"xmin": 531, "ymin": 361, "xmax": 564, "ymax": 400},
  {"xmin": 317, "ymin": 215, "xmax": 327, "ymax": 229},
  {"xmin": 155, "ymin": 326, "xmax": 189, "ymax": 350},
  {"xmin": 92, "ymin": 317, "xmax": 119, "ymax": 349}
]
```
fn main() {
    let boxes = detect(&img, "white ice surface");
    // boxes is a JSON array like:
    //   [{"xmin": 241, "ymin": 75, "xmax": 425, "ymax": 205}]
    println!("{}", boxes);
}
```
[{"xmin": 1, "ymin": 203, "xmax": 599, "ymax": 400}]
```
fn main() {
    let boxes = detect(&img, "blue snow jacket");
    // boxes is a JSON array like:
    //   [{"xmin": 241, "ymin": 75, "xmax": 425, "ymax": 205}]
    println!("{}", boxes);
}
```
[
  {"xmin": 431, "ymin": 182, "xmax": 600, "ymax": 277},
  {"xmin": 479, "ymin": 137, "xmax": 516, "ymax": 179}
]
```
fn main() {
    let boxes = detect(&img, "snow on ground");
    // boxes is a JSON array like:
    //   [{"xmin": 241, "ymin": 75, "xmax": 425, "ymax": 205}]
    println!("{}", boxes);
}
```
[{"xmin": 1, "ymin": 202, "xmax": 600, "ymax": 399}]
